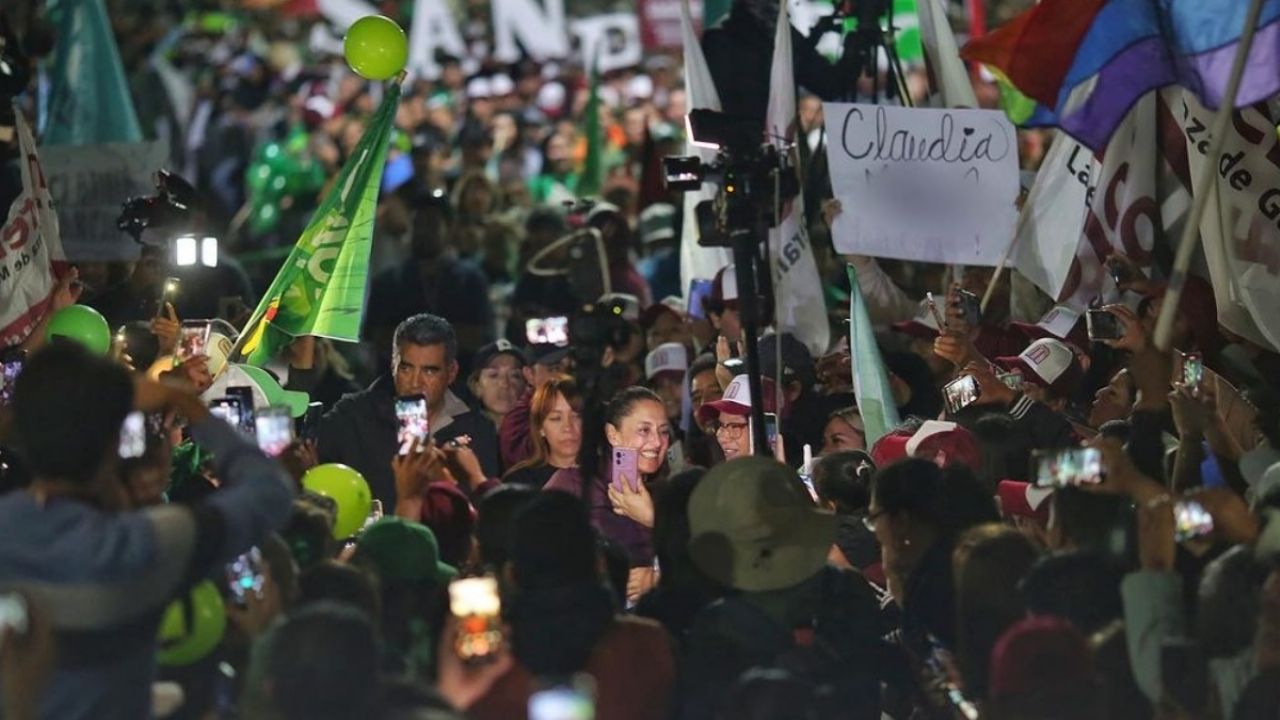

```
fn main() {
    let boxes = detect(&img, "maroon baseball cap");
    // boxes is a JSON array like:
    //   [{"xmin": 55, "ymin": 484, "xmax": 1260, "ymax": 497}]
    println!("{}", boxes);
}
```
[
  {"xmin": 989, "ymin": 616, "xmax": 1094, "ymax": 700},
  {"xmin": 417, "ymin": 482, "xmax": 477, "ymax": 568}
]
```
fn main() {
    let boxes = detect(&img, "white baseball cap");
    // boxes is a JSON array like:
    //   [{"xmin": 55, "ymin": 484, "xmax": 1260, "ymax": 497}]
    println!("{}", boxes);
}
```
[
  {"xmin": 995, "ymin": 338, "xmax": 1083, "ymax": 397},
  {"xmin": 645, "ymin": 342, "xmax": 689, "ymax": 381},
  {"xmin": 696, "ymin": 374, "xmax": 779, "ymax": 423},
  {"xmin": 711, "ymin": 263, "xmax": 738, "ymax": 304}
]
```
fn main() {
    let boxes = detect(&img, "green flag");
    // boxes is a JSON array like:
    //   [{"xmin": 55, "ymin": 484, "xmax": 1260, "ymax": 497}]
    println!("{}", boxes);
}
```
[
  {"xmin": 847, "ymin": 265, "xmax": 901, "ymax": 445},
  {"xmin": 235, "ymin": 83, "xmax": 402, "ymax": 367},
  {"xmin": 44, "ymin": 0, "xmax": 143, "ymax": 145},
  {"xmin": 578, "ymin": 58, "xmax": 604, "ymax": 198}
]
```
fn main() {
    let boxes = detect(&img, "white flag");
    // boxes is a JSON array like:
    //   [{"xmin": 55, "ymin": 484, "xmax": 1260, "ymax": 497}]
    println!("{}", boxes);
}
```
[
  {"xmin": 916, "ymin": 0, "xmax": 978, "ymax": 108},
  {"xmin": 1011, "ymin": 132, "xmax": 1096, "ymax": 301},
  {"xmin": 766, "ymin": 2, "xmax": 829, "ymax": 357},
  {"xmin": 1, "ymin": 110, "xmax": 68, "ymax": 348},
  {"xmin": 678, "ymin": 0, "xmax": 731, "ymax": 297}
]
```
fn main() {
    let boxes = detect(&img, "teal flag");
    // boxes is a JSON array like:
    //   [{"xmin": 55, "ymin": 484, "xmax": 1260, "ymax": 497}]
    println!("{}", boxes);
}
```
[
  {"xmin": 235, "ymin": 83, "xmax": 402, "ymax": 367},
  {"xmin": 44, "ymin": 0, "xmax": 143, "ymax": 145},
  {"xmin": 847, "ymin": 265, "xmax": 901, "ymax": 445}
]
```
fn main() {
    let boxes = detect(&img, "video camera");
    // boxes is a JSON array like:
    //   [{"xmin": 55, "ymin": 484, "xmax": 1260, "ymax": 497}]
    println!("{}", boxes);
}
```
[{"xmin": 662, "ymin": 109, "xmax": 799, "ymax": 247}]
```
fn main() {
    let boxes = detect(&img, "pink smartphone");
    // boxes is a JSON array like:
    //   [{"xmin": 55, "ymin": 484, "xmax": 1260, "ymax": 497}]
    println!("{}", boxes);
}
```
[{"xmin": 611, "ymin": 447, "xmax": 640, "ymax": 492}]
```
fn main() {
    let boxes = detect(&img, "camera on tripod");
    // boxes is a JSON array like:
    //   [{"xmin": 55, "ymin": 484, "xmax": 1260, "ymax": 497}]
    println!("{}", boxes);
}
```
[{"xmin": 662, "ymin": 109, "xmax": 799, "ymax": 248}]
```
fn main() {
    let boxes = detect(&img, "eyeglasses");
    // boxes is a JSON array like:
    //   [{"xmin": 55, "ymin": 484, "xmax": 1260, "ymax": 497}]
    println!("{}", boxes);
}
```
[
  {"xmin": 862, "ymin": 508, "xmax": 886, "ymax": 532},
  {"xmin": 713, "ymin": 422, "xmax": 749, "ymax": 438}
]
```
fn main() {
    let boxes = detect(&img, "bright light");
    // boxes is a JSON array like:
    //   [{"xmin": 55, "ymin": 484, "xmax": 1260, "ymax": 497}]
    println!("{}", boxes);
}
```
[
  {"xmin": 174, "ymin": 235, "xmax": 198, "ymax": 267},
  {"xmin": 201, "ymin": 237, "xmax": 219, "ymax": 268}
]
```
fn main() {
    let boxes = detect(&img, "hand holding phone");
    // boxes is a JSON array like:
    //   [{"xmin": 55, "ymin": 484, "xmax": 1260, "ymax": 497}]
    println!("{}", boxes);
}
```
[
  {"xmin": 177, "ymin": 321, "xmax": 211, "ymax": 362},
  {"xmin": 525, "ymin": 317, "xmax": 570, "ymax": 346},
  {"xmin": 119, "ymin": 411, "xmax": 147, "ymax": 459},
  {"xmin": 224, "ymin": 548, "xmax": 265, "ymax": 607},
  {"xmin": 611, "ymin": 447, "xmax": 640, "ymax": 493},
  {"xmin": 255, "ymin": 407, "xmax": 294, "ymax": 457},
  {"xmin": 1173, "ymin": 499, "xmax": 1214, "ymax": 542},
  {"xmin": 943, "ymin": 375, "xmax": 982, "ymax": 415},
  {"xmin": 209, "ymin": 397, "xmax": 244, "ymax": 429},
  {"xmin": 1086, "ymin": 309, "xmax": 1123, "ymax": 341},
  {"xmin": 954, "ymin": 289, "xmax": 982, "ymax": 327},
  {"xmin": 1181, "ymin": 352, "xmax": 1204, "ymax": 396}
]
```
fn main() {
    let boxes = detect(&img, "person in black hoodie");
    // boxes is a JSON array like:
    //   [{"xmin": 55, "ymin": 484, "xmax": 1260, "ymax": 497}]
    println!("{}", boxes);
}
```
[{"xmin": 317, "ymin": 314, "xmax": 499, "ymax": 511}]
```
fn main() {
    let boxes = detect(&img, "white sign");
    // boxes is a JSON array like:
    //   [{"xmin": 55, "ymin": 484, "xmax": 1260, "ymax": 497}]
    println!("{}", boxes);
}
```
[
  {"xmin": 42, "ymin": 140, "xmax": 169, "ymax": 262},
  {"xmin": 1, "ymin": 113, "xmax": 66, "ymax": 348},
  {"xmin": 824, "ymin": 103, "xmax": 1019, "ymax": 266}
]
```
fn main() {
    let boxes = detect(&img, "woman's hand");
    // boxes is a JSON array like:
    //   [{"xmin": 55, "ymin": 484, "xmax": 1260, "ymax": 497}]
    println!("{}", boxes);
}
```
[
  {"xmin": 151, "ymin": 303, "xmax": 180, "ymax": 353},
  {"xmin": 608, "ymin": 477, "xmax": 655, "ymax": 528},
  {"xmin": 441, "ymin": 436, "xmax": 487, "ymax": 491},
  {"xmin": 932, "ymin": 331, "xmax": 980, "ymax": 368},
  {"xmin": 964, "ymin": 362, "xmax": 1018, "ymax": 407},
  {"xmin": 626, "ymin": 567, "xmax": 658, "ymax": 605},
  {"xmin": 1101, "ymin": 304, "xmax": 1149, "ymax": 354},
  {"xmin": 821, "ymin": 198, "xmax": 842, "ymax": 229}
]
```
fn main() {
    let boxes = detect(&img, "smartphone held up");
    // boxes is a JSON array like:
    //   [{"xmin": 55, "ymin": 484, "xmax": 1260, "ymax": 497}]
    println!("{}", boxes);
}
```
[
  {"xmin": 395, "ymin": 396, "xmax": 429, "ymax": 455},
  {"xmin": 1033, "ymin": 448, "xmax": 1104, "ymax": 488},
  {"xmin": 449, "ymin": 576, "xmax": 503, "ymax": 664}
]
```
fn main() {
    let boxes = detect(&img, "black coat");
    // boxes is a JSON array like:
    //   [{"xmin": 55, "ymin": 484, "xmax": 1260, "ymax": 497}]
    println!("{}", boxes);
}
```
[{"xmin": 316, "ymin": 375, "xmax": 500, "ymax": 512}]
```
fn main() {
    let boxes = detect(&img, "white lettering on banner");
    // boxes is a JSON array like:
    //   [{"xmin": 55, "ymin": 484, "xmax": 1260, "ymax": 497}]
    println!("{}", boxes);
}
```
[
  {"xmin": 492, "ymin": 0, "xmax": 568, "ymax": 61},
  {"xmin": 1, "ymin": 113, "xmax": 66, "ymax": 347},
  {"xmin": 824, "ymin": 103, "xmax": 1019, "ymax": 266},
  {"xmin": 1009, "ymin": 133, "xmax": 1097, "ymax": 302},
  {"xmin": 570, "ymin": 14, "xmax": 643, "ymax": 73},
  {"xmin": 42, "ymin": 141, "xmax": 169, "ymax": 262}
]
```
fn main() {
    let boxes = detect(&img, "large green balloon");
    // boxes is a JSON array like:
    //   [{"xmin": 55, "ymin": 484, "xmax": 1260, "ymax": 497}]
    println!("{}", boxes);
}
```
[
  {"xmin": 157, "ymin": 581, "xmax": 227, "ymax": 666},
  {"xmin": 343, "ymin": 15, "xmax": 408, "ymax": 81},
  {"xmin": 303, "ymin": 464, "xmax": 373, "ymax": 539},
  {"xmin": 45, "ymin": 305, "xmax": 111, "ymax": 355}
]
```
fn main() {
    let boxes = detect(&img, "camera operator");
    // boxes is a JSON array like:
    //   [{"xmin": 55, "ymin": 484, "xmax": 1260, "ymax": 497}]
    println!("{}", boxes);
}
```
[{"xmin": 702, "ymin": 0, "xmax": 847, "ymax": 136}]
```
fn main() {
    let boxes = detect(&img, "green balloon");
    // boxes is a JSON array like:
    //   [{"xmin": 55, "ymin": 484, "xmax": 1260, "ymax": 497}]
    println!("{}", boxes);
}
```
[
  {"xmin": 343, "ymin": 15, "xmax": 408, "ymax": 81},
  {"xmin": 247, "ymin": 163, "xmax": 272, "ymax": 193},
  {"xmin": 303, "ymin": 464, "xmax": 373, "ymax": 539},
  {"xmin": 250, "ymin": 201, "xmax": 281, "ymax": 234},
  {"xmin": 45, "ymin": 305, "xmax": 111, "ymax": 355},
  {"xmin": 157, "ymin": 581, "xmax": 227, "ymax": 666}
]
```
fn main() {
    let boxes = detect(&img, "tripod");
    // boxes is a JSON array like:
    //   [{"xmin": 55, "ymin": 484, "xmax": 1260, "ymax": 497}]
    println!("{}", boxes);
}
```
[{"xmin": 811, "ymin": 0, "xmax": 912, "ymax": 105}]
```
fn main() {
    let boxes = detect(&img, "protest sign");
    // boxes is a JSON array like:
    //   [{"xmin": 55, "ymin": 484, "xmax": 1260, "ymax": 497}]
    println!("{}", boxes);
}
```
[
  {"xmin": 42, "ymin": 141, "xmax": 169, "ymax": 262},
  {"xmin": 824, "ymin": 103, "xmax": 1019, "ymax": 266},
  {"xmin": 1, "ymin": 114, "xmax": 67, "ymax": 348}
]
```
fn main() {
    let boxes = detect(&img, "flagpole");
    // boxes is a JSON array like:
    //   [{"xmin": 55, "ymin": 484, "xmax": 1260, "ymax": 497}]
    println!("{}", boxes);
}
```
[
  {"xmin": 773, "ymin": 168, "xmax": 785, "ymax": 446},
  {"xmin": 981, "ymin": 225, "xmax": 1019, "ymax": 313},
  {"xmin": 1154, "ymin": 0, "xmax": 1265, "ymax": 352}
]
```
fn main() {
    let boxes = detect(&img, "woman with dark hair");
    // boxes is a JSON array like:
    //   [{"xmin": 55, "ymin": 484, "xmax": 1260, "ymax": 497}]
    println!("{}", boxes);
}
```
[
  {"xmin": 545, "ymin": 386, "xmax": 671, "ymax": 602},
  {"xmin": 503, "ymin": 378, "xmax": 583, "ymax": 488}
]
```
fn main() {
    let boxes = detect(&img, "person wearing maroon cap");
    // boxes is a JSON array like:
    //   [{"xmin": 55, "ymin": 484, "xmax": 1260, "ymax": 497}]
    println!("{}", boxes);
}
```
[
  {"xmin": 696, "ymin": 374, "xmax": 779, "ymax": 463},
  {"xmin": 992, "ymin": 338, "xmax": 1085, "ymax": 415},
  {"xmin": 986, "ymin": 617, "xmax": 1101, "ymax": 720}
]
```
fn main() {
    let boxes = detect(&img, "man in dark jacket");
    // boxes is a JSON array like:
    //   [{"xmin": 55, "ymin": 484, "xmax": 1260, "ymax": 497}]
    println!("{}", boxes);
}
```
[{"xmin": 317, "ymin": 314, "xmax": 499, "ymax": 511}]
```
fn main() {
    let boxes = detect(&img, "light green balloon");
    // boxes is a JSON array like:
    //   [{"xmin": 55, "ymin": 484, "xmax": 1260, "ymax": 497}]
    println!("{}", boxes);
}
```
[
  {"xmin": 343, "ymin": 15, "xmax": 408, "ymax": 81},
  {"xmin": 157, "ymin": 581, "xmax": 227, "ymax": 666},
  {"xmin": 303, "ymin": 463, "xmax": 373, "ymax": 539}
]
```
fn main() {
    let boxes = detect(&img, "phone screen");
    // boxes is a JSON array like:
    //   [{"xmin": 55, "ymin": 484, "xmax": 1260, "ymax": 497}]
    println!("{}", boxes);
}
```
[
  {"xmin": 1174, "ymin": 500, "xmax": 1214, "ymax": 542},
  {"xmin": 1033, "ymin": 448, "xmax": 1104, "ymax": 487},
  {"xmin": 225, "ymin": 386, "xmax": 256, "ymax": 434},
  {"xmin": 255, "ymin": 407, "xmax": 294, "ymax": 457},
  {"xmin": 997, "ymin": 373, "xmax": 1023, "ymax": 391},
  {"xmin": 395, "ymin": 396, "xmax": 429, "ymax": 455},
  {"xmin": 177, "ymin": 322, "xmax": 211, "ymax": 361},
  {"xmin": 298, "ymin": 401, "xmax": 325, "ymax": 442},
  {"xmin": 119, "ymin": 411, "xmax": 147, "ymax": 459},
  {"xmin": 449, "ymin": 576, "xmax": 503, "ymax": 663},
  {"xmin": 1181, "ymin": 353, "xmax": 1204, "ymax": 392},
  {"xmin": 1086, "ymin": 309, "xmax": 1123, "ymax": 341},
  {"xmin": 224, "ymin": 547, "xmax": 265, "ymax": 606},
  {"xmin": 0, "ymin": 593, "xmax": 28, "ymax": 639},
  {"xmin": 526, "ymin": 316, "xmax": 570, "ymax": 346},
  {"xmin": 943, "ymin": 375, "xmax": 981, "ymax": 415},
  {"xmin": 0, "ymin": 360, "xmax": 23, "ymax": 406},
  {"xmin": 210, "ymin": 398, "xmax": 244, "ymax": 429},
  {"xmin": 763, "ymin": 412, "xmax": 779, "ymax": 452},
  {"xmin": 687, "ymin": 279, "xmax": 714, "ymax": 320},
  {"xmin": 956, "ymin": 290, "xmax": 982, "ymax": 325},
  {"xmin": 611, "ymin": 447, "xmax": 640, "ymax": 492},
  {"xmin": 159, "ymin": 277, "xmax": 181, "ymax": 311},
  {"xmin": 529, "ymin": 687, "xmax": 595, "ymax": 720}
]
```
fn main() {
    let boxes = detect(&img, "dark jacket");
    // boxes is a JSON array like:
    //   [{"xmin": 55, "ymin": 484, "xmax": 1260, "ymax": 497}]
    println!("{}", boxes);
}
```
[
  {"xmin": 316, "ymin": 375, "xmax": 500, "ymax": 512},
  {"xmin": 544, "ymin": 467, "xmax": 655, "ymax": 567}
]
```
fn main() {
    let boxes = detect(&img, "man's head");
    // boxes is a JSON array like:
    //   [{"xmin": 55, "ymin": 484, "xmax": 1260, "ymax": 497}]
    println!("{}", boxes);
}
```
[
  {"xmin": 706, "ymin": 264, "xmax": 742, "ymax": 343},
  {"xmin": 645, "ymin": 343, "xmax": 689, "ymax": 421},
  {"xmin": 13, "ymin": 342, "xmax": 133, "ymax": 486},
  {"xmin": 391, "ymin": 314, "xmax": 458, "ymax": 410},
  {"xmin": 267, "ymin": 602, "xmax": 381, "ymax": 720},
  {"xmin": 688, "ymin": 354, "xmax": 723, "ymax": 432},
  {"xmin": 1088, "ymin": 368, "xmax": 1134, "ymax": 429},
  {"xmin": 994, "ymin": 339, "xmax": 1084, "ymax": 412}
]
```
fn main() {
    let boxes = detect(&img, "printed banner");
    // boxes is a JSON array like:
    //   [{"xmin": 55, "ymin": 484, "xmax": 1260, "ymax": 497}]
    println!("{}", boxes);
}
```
[
  {"xmin": 1, "ymin": 113, "xmax": 67, "ymax": 348},
  {"xmin": 824, "ymin": 103, "xmax": 1019, "ymax": 265}
]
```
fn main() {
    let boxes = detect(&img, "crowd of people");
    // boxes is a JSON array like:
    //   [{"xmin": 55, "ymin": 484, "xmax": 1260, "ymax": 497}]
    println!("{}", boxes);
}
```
[{"xmin": 3, "ymin": 0, "xmax": 1280, "ymax": 719}]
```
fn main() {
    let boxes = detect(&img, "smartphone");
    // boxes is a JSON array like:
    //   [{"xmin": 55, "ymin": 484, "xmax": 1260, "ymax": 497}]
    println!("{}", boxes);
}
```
[
  {"xmin": 209, "ymin": 397, "xmax": 244, "ymax": 429},
  {"xmin": 224, "ymin": 547, "xmax": 265, "ymax": 607},
  {"xmin": 687, "ymin": 279, "xmax": 714, "ymax": 320},
  {"xmin": 955, "ymin": 289, "xmax": 982, "ymax": 325},
  {"xmin": 225, "ymin": 386, "xmax": 256, "ymax": 435},
  {"xmin": 943, "ymin": 375, "xmax": 982, "ymax": 415},
  {"xmin": 0, "ymin": 359, "xmax": 23, "ymax": 406},
  {"xmin": 298, "ymin": 401, "xmax": 325, "ymax": 442},
  {"xmin": 926, "ymin": 292, "xmax": 947, "ymax": 330},
  {"xmin": 1174, "ymin": 499, "xmax": 1215, "ymax": 542},
  {"xmin": 1086, "ymin": 309, "xmax": 1123, "ymax": 341},
  {"xmin": 1108, "ymin": 257, "xmax": 1134, "ymax": 287},
  {"xmin": 998, "ymin": 372, "xmax": 1023, "ymax": 391},
  {"xmin": 526, "ymin": 316, "xmax": 570, "ymax": 347},
  {"xmin": 763, "ymin": 412, "xmax": 779, "ymax": 452},
  {"xmin": 449, "ymin": 576, "xmax": 503, "ymax": 663},
  {"xmin": 119, "ymin": 411, "xmax": 147, "ymax": 459},
  {"xmin": 0, "ymin": 593, "xmax": 29, "ymax": 646},
  {"xmin": 1181, "ymin": 352, "xmax": 1204, "ymax": 394},
  {"xmin": 610, "ymin": 447, "xmax": 640, "ymax": 493},
  {"xmin": 1033, "ymin": 447, "xmax": 1104, "ymax": 487},
  {"xmin": 177, "ymin": 321, "xmax": 211, "ymax": 362},
  {"xmin": 158, "ymin": 276, "xmax": 180, "ymax": 314},
  {"xmin": 529, "ymin": 686, "xmax": 596, "ymax": 720},
  {"xmin": 255, "ymin": 407, "xmax": 294, "ymax": 457},
  {"xmin": 395, "ymin": 395, "xmax": 429, "ymax": 455}
]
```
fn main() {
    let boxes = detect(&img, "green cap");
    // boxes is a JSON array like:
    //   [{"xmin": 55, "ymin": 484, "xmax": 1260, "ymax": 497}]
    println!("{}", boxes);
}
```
[
  {"xmin": 235, "ymin": 364, "xmax": 310, "ymax": 417},
  {"xmin": 356, "ymin": 517, "xmax": 458, "ymax": 584},
  {"xmin": 688, "ymin": 456, "xmax": 837, "ymax": 593}
]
